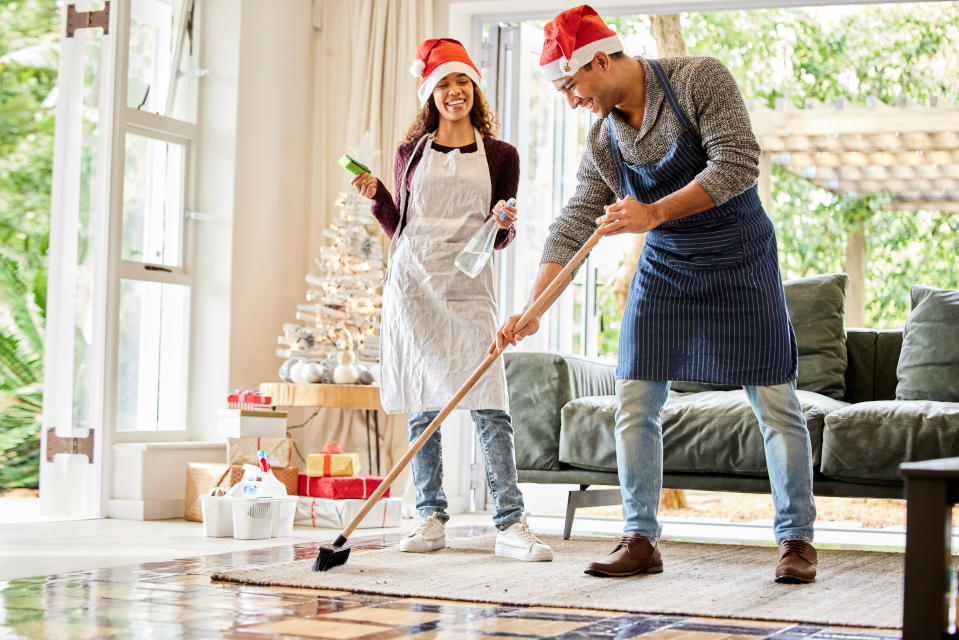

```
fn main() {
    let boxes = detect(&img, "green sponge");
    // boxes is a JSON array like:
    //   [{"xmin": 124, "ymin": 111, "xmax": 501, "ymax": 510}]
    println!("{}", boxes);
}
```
[{"xmin": 339, "ymin": 154, "xmax": 372, "ymax": 175}]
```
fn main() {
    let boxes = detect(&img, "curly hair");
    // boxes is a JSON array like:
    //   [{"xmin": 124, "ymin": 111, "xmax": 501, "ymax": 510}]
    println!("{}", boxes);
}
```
[{"xmin": 404, "ymin": 80, "xmax": 499, "ymax": 142}]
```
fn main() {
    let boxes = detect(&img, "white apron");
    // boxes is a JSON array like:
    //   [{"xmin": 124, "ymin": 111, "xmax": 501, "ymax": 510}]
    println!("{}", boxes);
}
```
[{"xmin": 380, "ymin": 129, "xmax": 509, "ymax": 415}]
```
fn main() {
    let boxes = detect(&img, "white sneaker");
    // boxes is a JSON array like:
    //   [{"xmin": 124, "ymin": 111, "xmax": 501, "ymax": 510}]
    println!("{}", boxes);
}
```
[
  {"xmin": 495, "ymin": 513, "xmax": 553, "ymax": 562},
  {"xmin": 399, "ymin": 513, "xmax": 446, "ymax": 553}
]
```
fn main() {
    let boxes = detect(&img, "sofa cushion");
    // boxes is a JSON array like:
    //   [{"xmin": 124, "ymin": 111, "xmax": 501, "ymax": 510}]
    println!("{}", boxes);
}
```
[
  {"xmin": 821, "ymin": 400, "xmax": 959, "ymax": 483},
  {"xmin": 896, "ymin": 285, "xmax": 959, "ymax": 402},
  {"xmin": 558, "ymin": 389, "xmax": 846, "ymax": 475},
  {"xmin": 783, "ymin": 273, "xmax": 849, "ymax": 400}
]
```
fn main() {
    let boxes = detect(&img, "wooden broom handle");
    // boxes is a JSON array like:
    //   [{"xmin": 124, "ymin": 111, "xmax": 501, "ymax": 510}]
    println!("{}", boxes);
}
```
[{"xmin": 340, "ymin": 231, "xmax": 603, "ymax": 538}]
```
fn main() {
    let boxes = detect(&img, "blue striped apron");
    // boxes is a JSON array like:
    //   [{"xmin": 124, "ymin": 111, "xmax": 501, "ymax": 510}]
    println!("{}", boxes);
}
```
[{"xmin": 614, "ymin": 59, "xmax": 797, "ymax": 385}]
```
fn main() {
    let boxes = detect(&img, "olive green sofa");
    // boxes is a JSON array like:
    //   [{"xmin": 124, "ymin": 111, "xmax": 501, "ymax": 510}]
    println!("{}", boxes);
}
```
[{"xmin": 503, "ymin": 275, "xmax": 959, "ymax": 538}]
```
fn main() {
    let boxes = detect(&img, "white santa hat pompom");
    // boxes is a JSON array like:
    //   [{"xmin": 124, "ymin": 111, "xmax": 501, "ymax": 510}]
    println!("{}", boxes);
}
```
[{"xmin": 409, "ymin": 58, "xmax": 425, "ymax": 78}]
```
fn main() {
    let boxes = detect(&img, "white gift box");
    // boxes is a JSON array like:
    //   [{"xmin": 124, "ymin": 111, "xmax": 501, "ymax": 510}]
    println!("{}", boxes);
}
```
[
  {"xmin": 217, "ymin": 409, "xmax": 288, "ymax": 438},
  {"xmin": 294, "ymin": 496, "xmax": 402, "ymax": 529}
]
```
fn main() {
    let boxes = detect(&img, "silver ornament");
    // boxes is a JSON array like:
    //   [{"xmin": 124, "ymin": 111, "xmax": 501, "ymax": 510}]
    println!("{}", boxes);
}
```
[{"xmin": 278, "ymin": 358, "xmax": 296, "ymax": 382}]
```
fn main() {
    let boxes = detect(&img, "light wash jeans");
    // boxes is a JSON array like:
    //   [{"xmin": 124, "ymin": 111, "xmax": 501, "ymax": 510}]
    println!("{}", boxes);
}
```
[
  {"xmin": 408, "ymin": 409, "xmax": 524, "ymax": 530},
  {"xmin": 615, "ymin": 379, "xmax": 816, "ymax": 543}
]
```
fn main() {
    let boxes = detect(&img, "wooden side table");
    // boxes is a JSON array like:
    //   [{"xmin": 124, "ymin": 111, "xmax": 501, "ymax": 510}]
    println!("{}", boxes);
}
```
[
  {"xmin": 260, "ymin": 383, "xmax": 385, "ymax": 474},
  {"xmin": 900, "ymin": 456, "xmax": 959, "ymax": 640}
]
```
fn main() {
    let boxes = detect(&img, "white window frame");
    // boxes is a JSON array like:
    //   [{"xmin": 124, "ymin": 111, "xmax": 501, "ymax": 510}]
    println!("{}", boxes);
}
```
[{"xmin": 108, "ymin": 0, "xmax": 198, "ymax": 443}]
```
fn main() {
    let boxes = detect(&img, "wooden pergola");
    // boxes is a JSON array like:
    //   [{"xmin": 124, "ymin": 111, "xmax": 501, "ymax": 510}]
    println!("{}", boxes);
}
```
[{"xmin": 749, "ymin": 101, "xmax": 959, "ymax": 325}]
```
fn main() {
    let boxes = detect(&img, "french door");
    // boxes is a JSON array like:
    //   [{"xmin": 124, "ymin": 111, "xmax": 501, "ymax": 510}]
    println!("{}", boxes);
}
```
[{"xmin": 41, "ymin": 0, "xmax": 199, "ymax": 518}]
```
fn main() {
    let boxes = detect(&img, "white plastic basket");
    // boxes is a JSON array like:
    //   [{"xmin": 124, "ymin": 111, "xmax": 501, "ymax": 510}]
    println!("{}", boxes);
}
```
[
  {"xmin": 271, "ymin": 496, "xmax": 299, "ymax": 537},
  {"xmin": 231, "ymin": 498, "xmax": 277, "ymax": 539},
  {"xmin": 200, "ymin": 495, "xmax": 234, "ymax": 537}
]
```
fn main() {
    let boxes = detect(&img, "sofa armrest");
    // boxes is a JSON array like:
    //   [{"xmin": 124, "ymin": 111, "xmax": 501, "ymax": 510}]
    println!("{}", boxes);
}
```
[{"xmin": 504, "ymin": 352, "xmax": 615, "ymax": 471}]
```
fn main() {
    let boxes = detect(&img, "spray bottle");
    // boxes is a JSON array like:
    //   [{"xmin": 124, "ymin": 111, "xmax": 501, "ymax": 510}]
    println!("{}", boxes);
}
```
[{"xmin": 455, "ymin": 198, "xmax": 516, "ymax": 278}]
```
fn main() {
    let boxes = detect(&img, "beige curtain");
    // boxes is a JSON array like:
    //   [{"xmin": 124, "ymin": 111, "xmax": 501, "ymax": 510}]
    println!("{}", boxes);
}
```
[{"xmin": 312, "ymin": 0, "xmax": 433, "ymax": 250}]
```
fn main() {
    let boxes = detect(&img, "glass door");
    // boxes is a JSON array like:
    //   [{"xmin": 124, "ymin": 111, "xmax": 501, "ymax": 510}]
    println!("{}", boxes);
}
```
[
  {"xmin": 477, "ymin": 18, "xmax": 634, "ymax": 361},
  {"xmin": 41, "ymin": 0, "xmax": 199, "ymax": 518}
]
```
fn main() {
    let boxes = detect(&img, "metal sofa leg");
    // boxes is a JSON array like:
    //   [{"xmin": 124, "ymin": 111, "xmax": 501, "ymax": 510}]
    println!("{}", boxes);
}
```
[
  {"xmin": 564, "ymin": 485, "xmax": 624, "ymax": 539},
  {"xmin": 564, "ymin": 485, "xmax": 588, "ymax": 540}
]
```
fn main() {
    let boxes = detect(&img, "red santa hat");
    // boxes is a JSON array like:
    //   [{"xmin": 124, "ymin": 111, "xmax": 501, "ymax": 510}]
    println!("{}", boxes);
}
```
[
  {"xmin": 409, "ymin": 38, "xmax": 482, "ymax": 106},
  {"xmin": 540, "ymin": 5, "xmax": 623, "ymax": 82}
]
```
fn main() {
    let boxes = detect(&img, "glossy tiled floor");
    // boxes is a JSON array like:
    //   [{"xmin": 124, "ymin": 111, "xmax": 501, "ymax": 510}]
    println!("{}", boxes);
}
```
[{"xmin": 0, "ymin": 525, "xmax": 903, "ymax": 640}]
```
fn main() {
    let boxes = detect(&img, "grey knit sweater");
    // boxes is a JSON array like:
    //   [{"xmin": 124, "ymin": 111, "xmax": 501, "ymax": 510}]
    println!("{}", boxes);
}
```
[{"xmin": 541, "ymin": 56, "xmax": 762, "ymax": 267}]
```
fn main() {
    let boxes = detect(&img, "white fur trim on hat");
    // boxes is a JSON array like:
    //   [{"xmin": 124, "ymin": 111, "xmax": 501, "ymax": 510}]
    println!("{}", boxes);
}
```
[
  {"xmin": 417, "ymin": 60, "xmax": 481, "ymax": 105},
  {"xmin": 540, "ymin": 34, "xmax": 623, "ymax": 82}
]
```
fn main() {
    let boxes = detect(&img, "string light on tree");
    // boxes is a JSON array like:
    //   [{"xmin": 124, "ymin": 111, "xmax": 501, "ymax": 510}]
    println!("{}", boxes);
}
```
[{"xmin": 276, "ymin": 192, "xmax": 384, "ymax": 384}]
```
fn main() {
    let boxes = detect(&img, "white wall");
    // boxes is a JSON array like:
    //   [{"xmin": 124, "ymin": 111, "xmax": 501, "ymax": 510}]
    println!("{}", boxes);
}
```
[
  {"xmin": 191, "ymin": 0, "xmax": 241, "ymax": 441},
  {"xmin": 229, "ymin": 0, "xmax": 315, "ymax": 393},
  {"xmin": 192, "ymin": 0, "xmax": 315, "ymax": 440}
]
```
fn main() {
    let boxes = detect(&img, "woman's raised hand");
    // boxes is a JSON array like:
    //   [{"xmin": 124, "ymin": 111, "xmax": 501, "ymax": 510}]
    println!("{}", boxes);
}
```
[
  {"xmin": 492, "ymin": 199, "xmax": 517, "ymax": 229},
  {"xmin": 351, "ymin": 173, "xmax": 378, "ymax": 199}
]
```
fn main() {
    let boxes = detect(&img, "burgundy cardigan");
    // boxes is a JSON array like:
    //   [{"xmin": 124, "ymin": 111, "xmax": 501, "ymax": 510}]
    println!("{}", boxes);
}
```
[{"xmin": 370, "ymin": 136, "xmax": 519, "ymax": 249}]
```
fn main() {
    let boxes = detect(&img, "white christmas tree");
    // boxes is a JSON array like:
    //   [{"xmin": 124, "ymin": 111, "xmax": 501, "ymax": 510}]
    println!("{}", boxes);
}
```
[{"xmin": 276, "ymin": 192, "xmax": 384, "ymax": 384}]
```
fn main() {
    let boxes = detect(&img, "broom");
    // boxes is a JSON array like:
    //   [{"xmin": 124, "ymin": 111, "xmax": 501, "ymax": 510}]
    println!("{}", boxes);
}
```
[{"xmin": 312, "ymin": 230, "xmax": 603, "ymax": 571}]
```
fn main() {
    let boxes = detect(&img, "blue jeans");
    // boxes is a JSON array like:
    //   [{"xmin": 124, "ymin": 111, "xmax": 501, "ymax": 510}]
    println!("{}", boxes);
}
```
[
  {"xmin": 408, "ymin": 409, "xmax": 525, "ymax": 530},
  {"xmin": 615, "ymin": 379, "xmax": 816, "ymax": 543}
]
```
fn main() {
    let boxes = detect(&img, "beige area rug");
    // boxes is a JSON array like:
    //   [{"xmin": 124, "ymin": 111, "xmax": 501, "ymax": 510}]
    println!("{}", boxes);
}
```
[{"xmin": 211, "ymin": 534, "xmax": 906, "ymax": 629}]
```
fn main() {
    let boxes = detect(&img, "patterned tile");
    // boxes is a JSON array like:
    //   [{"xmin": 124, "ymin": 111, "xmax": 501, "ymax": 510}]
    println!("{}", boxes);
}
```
[
  {"xmin": 5, "ymin": 619, "xmax": 123, "ymax": 639},
  {"xmin": 0, "ymin": 530, "xmax": 905, "ymax": 640},
  {"xmin": 405, "ymin": 633, "xmax": 504, "ymax": 639},
  {"xmin": 320, "ymin": 606, "xmax": 450, "ymax": 626},
  {"xmin": 525, "ymin": 606, "xmax": 630, "ymax": 617},
  {"xmin": 449, "ymin": 615, "xmax": 592, "ymax": 635},
  {"xmin": 816, "ymin": 627, "xmax": 901, "ymax": 637},
  {"xmin": 399, "ymin": 597, "xmax": 497, "ymax": 609},
  {"xmin": 235, "ymin": 617, "xmax": 394, "ymax": 638},
  {"xmin": 686, "ymin": 617, "xmax": 790, "ymax": 630}
]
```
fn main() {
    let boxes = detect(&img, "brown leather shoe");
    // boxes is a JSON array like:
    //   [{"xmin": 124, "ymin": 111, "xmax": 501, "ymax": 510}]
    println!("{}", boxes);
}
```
[
  {"xmin": 775, "ymin": 539, "xmax": 817, "ymax": 583},
  {"xmin": 584, "ymin": 534, "xmax": 663, "ymax": 577}
]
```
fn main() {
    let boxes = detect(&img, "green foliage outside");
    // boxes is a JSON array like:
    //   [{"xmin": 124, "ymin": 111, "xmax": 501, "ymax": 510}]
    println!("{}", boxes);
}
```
[
  {"xmin": 594, "ymin": 2, "xmax": 959, "ymax": 358},
  {"xmin": 0, "ymin": 0, "xmax": 58, "ymax": 489},
  {"xmin": 683, "ymin": 3, "xmax": 959, "ymax": 329}
]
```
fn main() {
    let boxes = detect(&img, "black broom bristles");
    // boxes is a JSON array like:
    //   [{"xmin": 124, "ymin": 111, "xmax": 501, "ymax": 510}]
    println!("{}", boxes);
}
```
[{"xmin": 312, "ymin": 534, "xmax": 352, "ymax": 571}]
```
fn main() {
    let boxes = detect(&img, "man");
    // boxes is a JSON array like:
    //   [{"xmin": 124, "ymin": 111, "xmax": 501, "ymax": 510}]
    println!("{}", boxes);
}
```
[{"xmin": 493, "ymin": 4, "xmax": 818, "ymax": 583}]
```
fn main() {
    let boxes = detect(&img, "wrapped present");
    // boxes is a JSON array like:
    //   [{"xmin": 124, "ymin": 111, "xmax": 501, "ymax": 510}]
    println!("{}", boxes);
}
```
[
  {"xmin": 306, "ymin": 441, "xmax": 360, "ymax": 477},
  {"xmin": 227, "ymin": 437, "xmax": 293, "ymax": 468},
  {"xmin": 227, "ymin": 389, "xmax": 273, "ymax": 410},
  {"xmin": 294, "ymin": 496, "xmax": 402, "ymax": 529},
  {"xmin": 185, "ymin": 463, "xmax": 300, "ymax": 521},
  {"xmin": 218, "ymin": 409, "xmax": 288, "ymax": 438},
  {"xmin": 298, "ymin": 474, "xmax": 389, "ymax": 499}
]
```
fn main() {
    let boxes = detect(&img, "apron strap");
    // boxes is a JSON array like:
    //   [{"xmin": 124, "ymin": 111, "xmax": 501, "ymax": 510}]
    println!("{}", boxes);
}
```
[
  {"xmin": 397, "ymin": 133, "xmax": 432, "ymax": 239},
  {"xmin": 606, "ymin": 119, "xmax": 623, "ymax": 166},
  {"xmin": 649, "ymin": 59, "xmax": 694, "ymax": 131}
]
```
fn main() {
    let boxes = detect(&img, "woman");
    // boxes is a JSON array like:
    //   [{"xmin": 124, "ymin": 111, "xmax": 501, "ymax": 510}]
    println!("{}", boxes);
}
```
[{"xmin": 351, "ymin": 38, "xmax": 551, "ymax": 562}]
